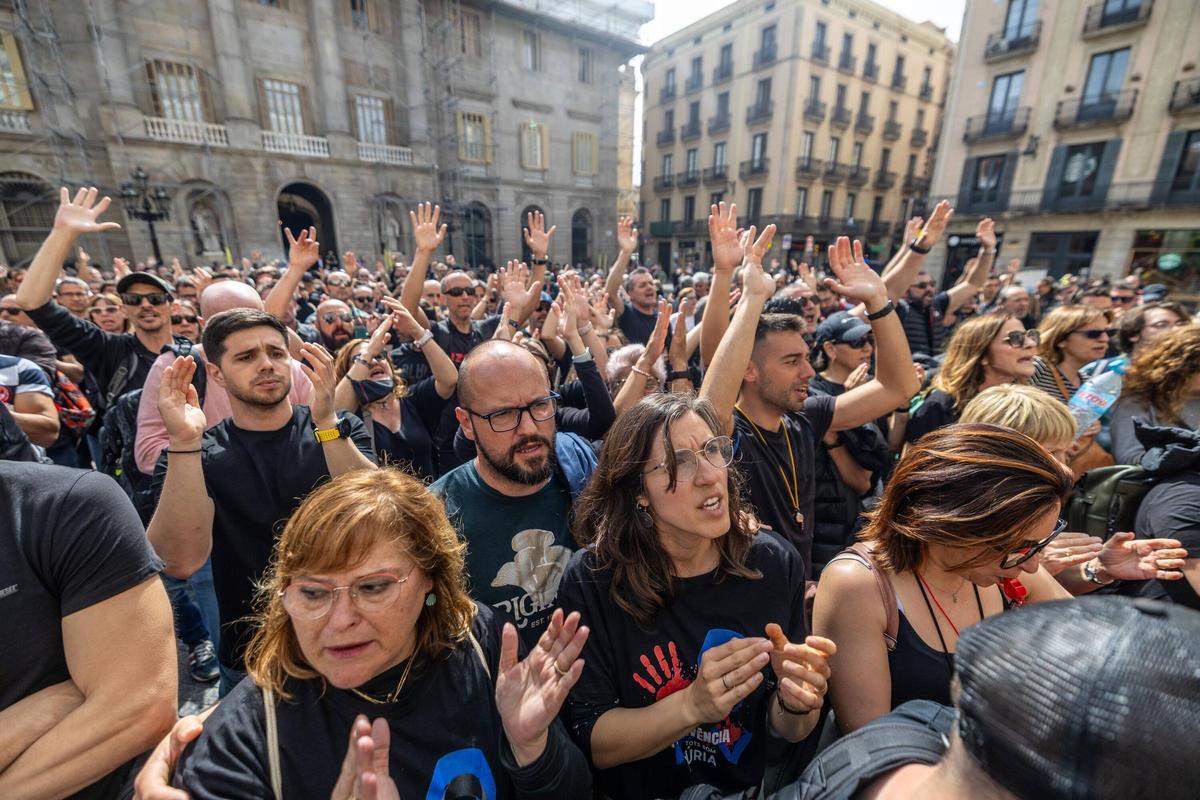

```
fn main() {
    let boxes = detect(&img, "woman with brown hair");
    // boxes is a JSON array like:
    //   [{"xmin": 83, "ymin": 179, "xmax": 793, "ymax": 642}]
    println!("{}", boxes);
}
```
[
  {"xmin": 813, "ymin": 423, "xmax": 1075, "ymax": 734},
  {"xmin": 172, "ymin": 468, "xmax": 592, "ymax": 798},
  {"xmin": 1031, "ymin": 304, "xmax": 1115, "ymax": 403},
  {"xmin": 903, "ymin": 313, "xmax": 1039, "ymax": 445},
  {"xmin": 558, "ymin": 393, "xmax": 835, "ymax": 800},
  {"xmin": 1112, "ymin": 324, "xmax": 1200, "ymax": 465}
]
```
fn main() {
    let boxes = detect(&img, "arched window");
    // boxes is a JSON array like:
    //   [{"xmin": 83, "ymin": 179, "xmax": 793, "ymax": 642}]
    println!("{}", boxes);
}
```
[
  {"xmin": 463, "ymin": 202, "xmax": 492, "ymax": 270},
  {"xmin": 571, "ymin": 208, "xmax": 592, "ymax": 267},
  {"xmin": 0, "ymin": 172, "xmax": 57, "ymax": 267},
  {"xmin": 277, "ymin": 182, "xmax": 338, "ymax": 260},
  {"xmin": 519, "ymin": 204, "xmax": 546, "ymax": 263}
]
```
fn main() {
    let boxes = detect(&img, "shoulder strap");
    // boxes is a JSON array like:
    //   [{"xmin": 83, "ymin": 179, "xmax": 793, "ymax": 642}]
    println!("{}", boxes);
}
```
[
  {"xmin": 468, "ymin": 630, "xmax": 491, "ymax": 680},
  {"xmin": 262, "ymin": 686, "xmax": 283, "ymax": 800},
  {"xmin": 831, "ymin": 543, "xmax": 899, "ymax": 651},
  {"xmin": 104, "ymin": 350, "xmax": 140, "ymax": 407},
  {"xmin": 1049, "ymin": 363, "xmax": 1072, "ymax": 402}
]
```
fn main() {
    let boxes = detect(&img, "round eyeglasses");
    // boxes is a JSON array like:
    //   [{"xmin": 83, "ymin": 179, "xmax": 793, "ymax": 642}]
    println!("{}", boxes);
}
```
[
  {"xmin": 279, "ymin": 570, "xmax": 412, "ymax": 620},
  {"xmin": 644, "ymin": 436, "xmax": 735, "ymax": 483}
]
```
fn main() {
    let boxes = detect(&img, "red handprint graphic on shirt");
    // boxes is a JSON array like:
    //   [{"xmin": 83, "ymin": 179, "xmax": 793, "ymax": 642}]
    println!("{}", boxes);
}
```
[{"xmin": 632, "ymin": 641, "xmax": 692, "ymax": 701}]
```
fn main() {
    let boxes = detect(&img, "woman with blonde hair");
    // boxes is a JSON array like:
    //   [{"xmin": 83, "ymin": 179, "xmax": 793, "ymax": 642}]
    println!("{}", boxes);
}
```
[
  {"xmin": 172, "ymin": 468, "xmax": 592, "ymax": 798},
  {"xmin": 903, "ymin": 313, "xmax": 1038, "ymax": 444},
  {"xmin": 1112, "ymin": 324, "xmax": 1200, "ymax": 465},
  {"xmin": 1031, "ymin": 304, "xmax": 1115, "ymax": 403},
  {"xmin": 87, "ymin": 291, "xmax": 129, "ymax": 333},
  {"xmin": 333, "ymin": 301, "xmax": 456, "ymax": 479}
]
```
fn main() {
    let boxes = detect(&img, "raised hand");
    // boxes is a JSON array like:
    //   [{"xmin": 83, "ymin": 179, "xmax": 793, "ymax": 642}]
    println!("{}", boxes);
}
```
[
  {"xmin": 298, "ymin": 343, "xmax": 338, "ymax": 427},
  {"xmin": 915, "ymin": 200, "xmax": 953, "ymax": 248},
  {"xmin": 540, "ymin": 298, "xmax": 562, "ymax": 341},
  {"xmin": 708, "ymin": 202, "xmax": 743, "ymax": 272},
  {"xmin": 1095, "ymin": 532, "xmax": 1188, "ymax": 582},
  {"xmin": 158, "ymin": 356, "xmax": 207, "ymax": 446},
  {"xmin": 498, "ymin": 260, "xmax": 542, "ymax": 319},
  {"xmin": 329, "ymin": 716, "xmax": 400, "ymax": 800},
  {"xmin": 381, "ymin": 297, "xmax": 424, "ymax": 342},
  {"xmin": 764, "ymin": 625, "xmax": 835, "ymax": 715},
  {"xmin": 843, "ymin": 362, "xmax": 871, "ymax": 391},
  {"xmin": 825, "ymin": 237, "xmax": 886, "ymax": 306},
  {"xmin": 77, "ymin": 246, "xmax": 91, "ymax": 266},
  {"xmin": 1040, "ymin": 531, "xmax": 1104, "ymax": 576},
  {"xmin": 285, "ymin": 226, "xmax": 320, "ymax": 272},
  {"xmin": 493, "ymin": 302, "xmax": 515, "ymax": 341},
  {"xmin": 742, "ymin": 223, "xmax": 777, "ymax": 268},
  {"xmin": 686, "ymin": 636, "xmax": 772, "ymax": 725},
  {"xmin": 54, "ymin": 187, "xmax": 121, "ymax": 236},
  {"xmin": 667, "ymin": 305, "xmax": 690, "ymax": 373},
  {"xmin": 740, "ymin": 227, "xmax": 778, "ymax": 301},
  {"xmin": 795, "ymin": 261, "xmax": 818, "ymax": 294},
  {"xmin": 410, "ymin": 202, "xmax": 447, "ymax": 253},
  {"xmin": 343, "ymin": 251, "xmax": 358, "ymax": 273},
  {"xmin": 616, "ymin": 216, "xmax": 639, "ymax": 255},
  {"xmin": 523, "ymin": 210, "xmax": 556, "ymax": 260},
  {"xmin": 192, "ymin": 266, "xmax": 213, "ymax": 295},
  {"xmin": 640, "ymin": 298, "xmax": 672, "ymax": 367},
  {"xmin": 364, "ymin": 314, "xmax": 395, "ymax": 355},
  {"xmin": 976, "ymin": 217, "xmax": 997, "ymax": 251},
  {"xmin": 560, "ymin": 273, "xmax": 591, "ymax": 328},
  {"xmin": 902, "ymin": 216, "xmax": 924, "ymax": 247},
  {"xmin": 495, "ymin": 609, "xmax": 588, "ymax": 766},
  {"xmin": 112, "ymin": 256, "xmax": 132, "ymax": 278}
]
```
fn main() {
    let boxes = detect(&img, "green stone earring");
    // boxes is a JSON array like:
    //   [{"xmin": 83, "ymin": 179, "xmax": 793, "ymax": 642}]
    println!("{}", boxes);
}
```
[{"xmin": 424, "ymin": 593, "xmax": 437, "ymax": 607}]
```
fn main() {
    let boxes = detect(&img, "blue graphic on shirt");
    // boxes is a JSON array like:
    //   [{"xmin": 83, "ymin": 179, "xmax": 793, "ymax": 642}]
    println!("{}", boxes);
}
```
[
  {"xmin": 425, "ymin": 747, "xmax": 497, "ymax": 800},
  {"xmin": 674, "ymin": 628, "xmax": 754, "ymax": 767}
]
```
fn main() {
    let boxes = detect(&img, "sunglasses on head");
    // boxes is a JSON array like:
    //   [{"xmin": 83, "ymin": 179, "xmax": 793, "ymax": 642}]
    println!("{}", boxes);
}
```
[
  {"xmin": 443, "ymin": 286, "xmax": 472, "ymax": 297},
  {"xmin": 120, "ymin": 292, "xmax": 171, "ymax": 306},
  {"xmin": 1073, "ymin": 327, "xmax": 1118, "ymax": 340},
  {"xmin": 322, "ymin": 311, "xmax": 354, "ymax": 324},
  {"xmin": 1001, "ymin": 329, "xmax": 1040, "ymax": 347},
  {"xmin": 171, "ymin": 314, "xmax": 199, "ymax": 325},
  {"xmin": 840, "ymin": 334, "xmax": 875, "ymax": 349}
]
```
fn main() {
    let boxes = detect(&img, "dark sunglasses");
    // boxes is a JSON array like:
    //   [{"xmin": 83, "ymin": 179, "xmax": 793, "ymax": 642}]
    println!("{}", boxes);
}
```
[
  {"xmin": 326, "ymin": 278, "xmax": 351, "ymax": 287},
  {"xmin": 0, "ymin": 306, "xmax": 23, "ymax": 316},
  {"xmin": 91, "ymin": 306, "xmax": 120, "ymax": 315},
  {"xmin": 911, "ymin": 281, "xmax": 934, "ymax": 289},
  {"xmin": 171, "ymin": 314, "xmax": 199, "ymax": 325},
  {"xmin": 839, "ymin": 334, "xmax": 875, "ymax": 349},
  {"xmin": 353, "ymin": 296, "xmax": 374, "ymax": 305},
  {"xmin": 1072, "ymin": 327, "xmax": 1118, "ymax": 340},
  {"xmin": 999, "ymin": 518, "xmax": 1068, "ymax": 569},
  {"xmin": 537, "ymin": 302, "xmax": 552, "ymax": 311},
  {"xmin": 120, "ymin": 291, "xmax": 171, "ymax": 307},
  {"xmin": 443, "ymin": 286, "xmax": 472, "ymax": 297},
  {"xmin": 321, "ymin": 311, "xmax": 354, "ymax": 324},
  {"xmin": 1001, "ymin": 329, "xmax": 1040, "ymax": 348},
  {"xmin": 1109, "ymin": 294, "xmax": 1135, "ymax": 304}
]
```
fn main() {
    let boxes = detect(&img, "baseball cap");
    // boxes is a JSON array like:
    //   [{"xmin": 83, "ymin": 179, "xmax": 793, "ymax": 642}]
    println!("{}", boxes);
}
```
[
  {"xmin": 116, "ymin": 272, "xmax": 174, "ymax": 295},
  {"xmin": 814, "ymin": 311, "xmax": 871, "ymax": 346},
  {"xmin": 1141, "ymin": 283, "xmax": 1169, "ymax": 302},
  {"xmin": 955, "ymin": 596, "xmax": 1200, "ymax": 800}
]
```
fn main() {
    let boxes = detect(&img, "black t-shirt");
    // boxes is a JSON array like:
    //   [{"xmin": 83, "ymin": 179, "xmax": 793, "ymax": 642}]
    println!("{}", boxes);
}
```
[
  {"xmin": 732, "ymin": 395, "xmax": 836, "ymax": 577},
  {"xmin": 1136, "ymin": 474, "xmax": 1200, "ymax": 610},
  {"xmin": 897, "ymin": 292, "xmax": 951, "ymax": 356},
  {"xmin": 153, "ymin": 405, "xmax": 373, "ymax": 669},
  {"xmin": 0, "ymin": 462, "xmax": 163, "ymax": 799},
  {"xmin": 369, "ymin": 377, "xmax": 449, "ymax": 481},
  {"xmin": 430, "ymin": 316, "xmax": 502, "ymax": 475},
  {"xmin": 175, "ymin": 604, "xmax": 591, "ymax": 799},
  {"xmin": 558, "ymin": 531, "xmax": 808, "ymax": 800},
  {"xmin": 618, "ymin": 303, "xmax": 658, "ymax": 345},
  {"xmin": 904, "ymin": 390, "xmax": 959, "ymax": 445}
]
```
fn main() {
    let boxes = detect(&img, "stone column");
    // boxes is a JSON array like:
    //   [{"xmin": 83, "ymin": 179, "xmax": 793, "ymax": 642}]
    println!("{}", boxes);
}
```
[
  {"xmin": 89, "ymin": 0, "xmax": 142, "ymax": 136},
  {"xmin": 307, "ymin": 0, "xmax": 355, "ymax": 158},
  {"xmin": 206, "ymin": 0, "xmax": 261, "ymax": 149}
]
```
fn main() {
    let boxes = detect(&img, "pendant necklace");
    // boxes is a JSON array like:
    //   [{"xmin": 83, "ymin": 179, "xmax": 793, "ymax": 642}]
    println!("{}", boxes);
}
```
[
  {"xmin": 350, "ymin": 654, "xmax": 416, "ymax": 706},
  {"xmin": 736, "ymin": 405, "xmax": 804, "ymax": 526}
]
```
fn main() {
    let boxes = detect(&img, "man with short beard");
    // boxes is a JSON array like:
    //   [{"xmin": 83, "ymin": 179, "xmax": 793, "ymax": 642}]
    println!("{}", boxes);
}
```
[
  {"xmin": 147, "ymin": 309, "xmax": 375, "ymax": 694},
  {"xmin": 430, "ymin": 340, "xmax": 597, "ymax": 647},
  {"xmin": 313, "ymin": 298, "xmax": 356, "ymax": 353}
]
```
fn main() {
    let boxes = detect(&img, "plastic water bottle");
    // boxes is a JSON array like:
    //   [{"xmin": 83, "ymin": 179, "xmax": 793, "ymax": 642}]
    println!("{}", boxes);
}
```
[{"xmin": 1067, "ymin": 357, "xmax": 1127, "ymax": 440}]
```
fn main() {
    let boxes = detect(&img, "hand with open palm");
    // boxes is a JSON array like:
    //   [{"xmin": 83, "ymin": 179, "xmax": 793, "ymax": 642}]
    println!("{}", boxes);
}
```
[
  {"xmin": 825, "ymin": 237, "xmax": 887, "ymax": 309},
  {"xmin": 54, "ymin": 187, "xmax": 122, "ymax": 236},
  {"xmin": 158, "ymin": 356, "xmax": 207, "ymax": 448},
  {"xmin": 708, "ymin": 202, "xmax": 743, "ymax": 273},
  {"xmin": 410, "ymin": 203, "xmax": 447, "ymax": 254},
  {"xmin": 523, "ymin": 210, "xmax": 556, "ymax": 260}
]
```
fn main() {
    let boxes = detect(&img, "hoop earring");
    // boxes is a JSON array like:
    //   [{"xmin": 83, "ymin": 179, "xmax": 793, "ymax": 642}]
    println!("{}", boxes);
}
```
[{"xmin": 636, "ymin": 503, "xmax": 654, "ymax": 529}]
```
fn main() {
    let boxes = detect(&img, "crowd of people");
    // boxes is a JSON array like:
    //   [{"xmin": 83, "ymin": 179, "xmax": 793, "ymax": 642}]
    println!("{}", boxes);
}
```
[{"xmin": 1, "ymin": 187, "xmax": 1198, "ymax": 800}]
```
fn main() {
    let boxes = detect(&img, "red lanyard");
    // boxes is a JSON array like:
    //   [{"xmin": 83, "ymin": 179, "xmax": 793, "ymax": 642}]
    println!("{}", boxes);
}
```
[{"xmin": 917, "ymin": 573, "xmax": 961, "ymax": 637}]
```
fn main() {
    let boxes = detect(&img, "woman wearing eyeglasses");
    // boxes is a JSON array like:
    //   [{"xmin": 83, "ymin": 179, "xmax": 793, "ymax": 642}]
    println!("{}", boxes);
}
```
[
  {"xmin": 171, "ymin": 299, "xmax": 203, "ymax": 343},
  {"xmin": 1031, "ymin": 305, "xmax": 1116, "ymax": 404},
  {"xmin": 170, "ymin": 468, "xmax": 592, "ymax": 798},
  {"xmin": 813, "ymin": 423, "xmax": 1075, "ymax": 735},
  {"xmin": 558, "ymin": 394, "xmax": 835, "ymax": 799},
  {"xmin": 333, "ymin": 303, "xmax": 456, "ymax": 480},
  {"xmin": 903, "ymin": 313, "xmax": 1039, "ymax": 446},
  {"xmin": 87, "ymin": 292, "xmax": 130, "ymax": 333}
]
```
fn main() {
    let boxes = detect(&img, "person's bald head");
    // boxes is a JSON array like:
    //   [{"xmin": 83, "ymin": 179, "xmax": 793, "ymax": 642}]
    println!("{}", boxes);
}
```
[
  {"xmin": 422, "ymin": 279, "xmax": 442, "ymax": 307},
  {"xmin": 458, "ymin": 340, "xmax": 549, "ymax": 409},
  {"xmin": 200, "ymin": 280, "xmax": 263, "ymax": 318},
  {"xmin": 315, "ymin": 298, "xmax": 354, "ymax": 351}
]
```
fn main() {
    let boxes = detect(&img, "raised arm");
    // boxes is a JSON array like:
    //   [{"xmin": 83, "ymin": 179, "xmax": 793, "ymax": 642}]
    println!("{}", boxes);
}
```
[
  {"xmin": 604, "ymin": 217, "xmax": 638, "ymax": 318},
  {"xmin": 699, "ymin": 202, "xmax": 743, "ymax": 369},
  {"xmin": 826, "ymin": 237, "xmax": 921, "ymax": 432},
  {"xmin": 612, "ymin": 299, "xmax": 670, "ymax": 418},
  {"xmin": 399, "ymin": 203, "xmax": 447, "ymax": 328},
  {"xmin": 17, "ymin": 188, "xmax": 121, "ymax": 312},
  {"xmin": 699, "ymin": 224, "xmax": 778, "ymax": 434},
  {"xmin": 387, "ymin": 300, "xmax": 458, "ymax": 399},
  {"xmin": 265, "ymin": 226, "xmax": 318, "ymax": 321},
  {"xmin": 944, "ymin": 218, "xmax": 994, "ymax": 315},
  {"xmin": 522, "ymin": 210, "xmax": 556, "ymax": 289},
  {"xmin": 877, "ymin": 200, "xmax": 953, "ymax": 303},
  {"xmin": 299, "ymin": 342, "xmax": 377, "ymax": 475},
  {"xmin": 497, "ymin": 261, "xmax": 542, "ymax": 328}
]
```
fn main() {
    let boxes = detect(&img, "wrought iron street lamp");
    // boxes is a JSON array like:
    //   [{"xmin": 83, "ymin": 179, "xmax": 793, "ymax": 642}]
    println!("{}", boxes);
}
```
[{"xmin": 120, "ymin": 166, "xmax": 171, "ymax": 265}]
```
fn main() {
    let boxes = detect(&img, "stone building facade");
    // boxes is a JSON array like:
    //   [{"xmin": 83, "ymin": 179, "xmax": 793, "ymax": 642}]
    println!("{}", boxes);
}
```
[{"xmin": 0, "ymin": 0, "xmax": 651, "ymax": 269}]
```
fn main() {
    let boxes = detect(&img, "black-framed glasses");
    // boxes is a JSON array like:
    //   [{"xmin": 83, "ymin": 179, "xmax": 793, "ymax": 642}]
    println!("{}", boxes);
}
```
[
  {"xmin": 645, "ymin": 435, "xmax": 735, "ymax": 483},
  {"xmin": 839, "ymin": 334, "xmax": 875, "ymax": 349},
  {"xmin": 998, "ymin": 518, "xmax": 1068, "ymax": 569},
  {"xmin": 321, "ymin": 311, "xmax": 354, "ymax": 324},
  {"xmin": 911, "ymin": 281, "xmax": 934, "ymax": 289},
  {"xmin": 466, "ymin": 392, "xmax": 560, "ymax": 433},
  {"xmin": 443, "ymin": 286, "xmax": 472, "ymax": 297},
  {"xmin": 1001, "ymin": 329, "xmax": 1040, "ymax": 348},
  {"xmin": 120, "ymin": 291, "xmax": 171, "ymax": 307},
  {"xmin": 0, "ymin": 306, "xmax": 23, "ymax": 316},
  {"xmin": 171, "ymin": 315, "xmax": 199, "ymax": 325},
  {"xmin": 278, "ymin": 569, "xmax": 413, "ymax": 620},
  {"xmin": 353, "ymin": 296, "xmax": 374, "ymax": 306},
  {"xmin": 1109, "ymin": 294, "xmax": 1135, "ymax": 305},
  {"xmin": 1072, "ymin": 327, "xmax": 1117, "ymax": 340}
]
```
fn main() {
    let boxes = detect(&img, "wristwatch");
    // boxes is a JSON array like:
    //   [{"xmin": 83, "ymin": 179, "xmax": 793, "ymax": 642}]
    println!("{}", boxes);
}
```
[
  {"xmin": 1083, "ymin": 559, "xmax": 1115, "ymax": 586},
  {"xmin": 411, "ymin": 329, "xmax": 434, "ymax": 351},
  {"xmin": 667, "ymin": 369, "xmax": 691, "ymax": 381},
  {"xmin": 908, "ymin": 237, "xmax": 932, "ymax": 255},
  {"xmin": 572, "ymin": 347, "xmax": 594, "ymax": 364},
  {"xmin": 314, "ymin": 416, "xmax": 352, "ymax": 443},
  {"xmin": 530, "ymin": 256, "xmax": 549, "ymax": 266}
]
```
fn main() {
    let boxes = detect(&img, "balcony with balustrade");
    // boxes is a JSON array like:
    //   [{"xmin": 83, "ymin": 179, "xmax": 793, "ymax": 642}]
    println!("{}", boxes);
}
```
[
  {"xmin": 847, "ymin": 165, "xmax": 869, "ymax": 187},
  {"xmin": 660, "ymin": 84, "xmax": 676, "ymax": 103},
  {"xmin": 919, "ymin": 82, "xmax": 934, "ymax": 101},
  {"xmin": 703, "ymin": 165, "xmax": 729, "ymax": 185},
  {"xmin": 144, "ymin": 116, "xmax": 229, "ymax": 147},
  {"xmin": 754, "ymin": 44, "xmax": 777, "ymax": 70},
  {"xmin": 680, "ymin": 119, "xmax": 702, "ymax": 141},
  {"xmin": 1170, "ymin": 79, "xmax": 1200, "ymax": 115},
  {"xmin": 984, "ymin": 21, "xmax": 1041, "ymax": 62},
  {"xmin": 676, "ymin": 169, "xmax": 700, "ymax": 188},
  {"xmin": 685, "ymin": 73, "xmax": 704, "ymax": 94},
  {"xmin": 963, "ymin": 107, "xmax": 1031, "ymax": 143},
  {"xmin": 911, "ymin": 126, "xmax": 929, "ymax": 147},
  {"xmin": 1083, "ymin": 0, "xmax": 1152, "ymax": 37},
  {"xmin": 1054, "ymin": 90, "xmax": 1137, "ymax": 129},
  {"xmin": 822, "ymin": 161, "xmax": 847, "ymax": 184},
  {"xmin": 649, "ymin": 221, "xmax": 674, "ymax": 237},
  {"xmin": 357, "ymin": 142, "xmax": 415, "ymax": 166},
  {"xmin": 0, "ymin": 109, "xmax": 32, "ymax": 134},
  {"xmin": 713, "ymin": 62, "xmax": 733, "ymax": 85},
  {"xmin": 804, "ymin": 99, "xmax": 827, "ymax": 123},
  {"xmin": 708, "ymin": 113, "xmax": 731, "ymax": 135},
  {"xmin": 863, "ymin": 61, "xmax": 879, "ymax": 83},
  {"xmin": 747, "ymin": 100, "xmax": 774, "ymax": 125},
  {"xmin": 812, "ymin": 42, "xmax": 830, "ymax": 65},
  {"xmin": 838, "ymin": 53, "xmax": 857, "ymax": 75},
  {"xmin": 868, "ymin": 219, "xmax": 894, "ymax": 236},
  {"xmin": 855, "ymin": 112, "xmax": 875, "ymax": 134},
  {"xmin": 874, "ymin": 169, "xmax": 897, "ymax": 189},
  {"xmin": 796, "ymin": 157, "xmax": 822, "ymax": 181},
  {"xmin": 891, "ymin": 72, "xmax": 907, "ymax": 92},
  {"xmin": 262, "ymin": 130, "xmax": 329, "ymax": 157},
  {"xmin": 831, "ymin": 106, "xmax": 851, "ymax": 129},
  {"xmin": 739, "ymin": 159, "xmax": 770, "ymax": 180},
  {"xmin": 653, "ymin": 174, "xmax": 675, "ymax": 192},
  {"xmin": 883, "ymin": 119, "xmax": 902, "ymax": 140},
  {"xmin": 657, "ymin": 127, "xmax": 677, "ymax": 146},
  {"xmin": 903, "ymin": 173, "xmax": 930, "ymax": 193}
]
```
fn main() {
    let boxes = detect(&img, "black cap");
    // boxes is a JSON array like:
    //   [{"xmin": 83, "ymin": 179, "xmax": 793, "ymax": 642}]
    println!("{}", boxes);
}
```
[
  {"xmin": 955, "ymin": 596, "xmax": 1200, "ymax": 800},
  {"xmin": 814, "ymin": 310, "xmax": 871, "ymax": 345},
  {"xmin": 116, "ymin": 272, "xmax": 174, "ymax": 295}
]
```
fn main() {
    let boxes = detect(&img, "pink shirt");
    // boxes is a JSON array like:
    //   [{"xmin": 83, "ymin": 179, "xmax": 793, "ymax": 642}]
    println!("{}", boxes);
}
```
[{"xmin": 134, "ymin": 346, "xmax": 313, "ymax": 474}]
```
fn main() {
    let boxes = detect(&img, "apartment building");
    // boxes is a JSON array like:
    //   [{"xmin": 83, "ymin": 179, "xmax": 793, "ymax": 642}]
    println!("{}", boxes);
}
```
[
  {"xmin": 639, "ymin": 0, "xmax": 953, "ymax": 270},
  {"xmin": 928, "ymin": 0, "xmax": 1200, "ymax": 297},
  {"xmin": 0, "ymin": 0, "xmax": 650, "ymax": 270}
]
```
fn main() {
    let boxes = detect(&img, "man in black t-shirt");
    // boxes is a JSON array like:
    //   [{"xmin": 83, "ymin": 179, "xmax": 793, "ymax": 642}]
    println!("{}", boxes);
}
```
[
  {"xmin": 148, "ymin": 309, "xmax": 375, "ymax": 694},
  {"xmin": 604, "ymin": 216, "xmax": 660, "ymax": 344},
  {"xmin": 1136, "ymin": 473, "xmax": 1200, "ymax": 610},
  {"xmin": 0, "ymin": 461, "xmax": 176, "ymax": 799},
  {"xmin": 700, "ymin": 210, "xmax": 919, "ymax": 576}
]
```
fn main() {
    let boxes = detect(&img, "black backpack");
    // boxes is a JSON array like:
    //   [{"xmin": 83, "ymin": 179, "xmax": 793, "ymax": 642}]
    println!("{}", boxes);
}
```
[{"xmin": 1066, "ymin": 464, "xmax": 1157, "ymax": 540}]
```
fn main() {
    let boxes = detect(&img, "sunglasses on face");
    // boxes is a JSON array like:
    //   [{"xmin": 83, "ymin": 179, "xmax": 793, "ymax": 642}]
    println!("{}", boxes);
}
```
[
  {"xmin": 998, "ymin": 518, "xmax": 1068, "ymax": 569},
  {"xmin": 1072, "ymin": 327, "xmax": 1117, "ymax": 340},
  {"xmin": 92, "ymin": 306, "xmax": 121, "ymax": 315},
  {"xmin": 120, "ymin": 292, "xmax": 171, "ymax": 307},
  {"xmin": 171, "ymin": 315, "xmax": 199, "ymax": 325},
  {"xmin": 1001, "ymin": 329, "xmax": 1041, "ymax": 348},
  {"xmin": 911, "ymin": 281, "xmax": 934, "ymax": 290},
  {"xmin": 839, "ymin": 334, "xmax": 875, "ymax": 349},
  {"xmin": 321, "ymin": 311, "xmax": 354, "ymax": 324},
  {"xmin": 443, "ymin": 286, "xmax": 472, "ymax": 297},
  {"xmin": 0, "ymin": 306, "xmax": 23, "ymax": 316},
  {"xmin": 353, "ymin": 296, "xmax": 373, "ymax": 305},
  {"xmin": 1110, "ymin": 295, "xmax": 1135, "ymax": 304},
  {"xmin": 326, "ymin": 278, "xmax": 351, "ymax": 287}
]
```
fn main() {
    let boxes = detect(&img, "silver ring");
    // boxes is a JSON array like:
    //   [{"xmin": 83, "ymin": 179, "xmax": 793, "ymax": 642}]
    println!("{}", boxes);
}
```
[
  {"xmin": 721, "ymin": 673, "xmax": 731, "ymax": 691},
  {"xmin": 552, "ymin": 661, "xmax": 570, "ymax": 679}
]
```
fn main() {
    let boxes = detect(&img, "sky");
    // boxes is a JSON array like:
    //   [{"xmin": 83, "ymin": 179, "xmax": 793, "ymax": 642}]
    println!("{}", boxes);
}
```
[{"xmin": 630, "ymin": 0, "xmax": 967, "ymax": 184}]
